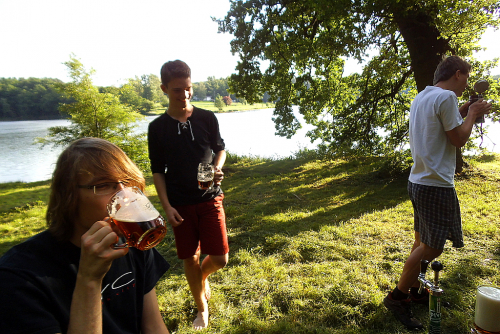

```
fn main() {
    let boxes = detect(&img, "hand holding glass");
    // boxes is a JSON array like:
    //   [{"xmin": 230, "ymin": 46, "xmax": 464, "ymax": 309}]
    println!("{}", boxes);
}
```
[
  {"xmin": 198, "ymin": 163, "xmax": 214, "ymax": 190},
  {"xmin": 107, "ymin": 187, "xmax": 167, "ymax": 251}
]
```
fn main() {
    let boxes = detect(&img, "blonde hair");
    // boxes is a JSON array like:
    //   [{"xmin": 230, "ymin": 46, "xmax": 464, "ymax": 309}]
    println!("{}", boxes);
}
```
[{"xmin": 47, "ymin": 137, "xmax": 145, "ymax": 241}]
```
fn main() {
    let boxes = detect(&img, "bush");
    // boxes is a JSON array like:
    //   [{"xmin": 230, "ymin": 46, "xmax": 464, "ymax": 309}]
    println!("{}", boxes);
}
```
[
  {"xmin": 214, "ymin": 95, "xmax": 225, "ymax": 111},
  {"xmin": 376, "ymin": 150, "xmax": 413, "ymax": 178}
]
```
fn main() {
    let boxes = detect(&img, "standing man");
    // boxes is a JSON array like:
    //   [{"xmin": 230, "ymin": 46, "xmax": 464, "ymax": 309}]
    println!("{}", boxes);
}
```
[
  {"xmin": 148, "ymin": 60, "xmax": 229, "ymax": 330},
  {"xmin": 0, "ymin": 138, "xmax": 170, "ymax": 334},
  {"xmin": 383, "ymin": 56, "xmax": 492, "ymax": 329}
]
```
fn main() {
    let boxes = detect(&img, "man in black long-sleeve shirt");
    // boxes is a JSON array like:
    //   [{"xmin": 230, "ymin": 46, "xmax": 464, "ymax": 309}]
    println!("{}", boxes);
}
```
[{"xmin": 148, "ymin": 60, "xmax": 229, "ymax": 330}]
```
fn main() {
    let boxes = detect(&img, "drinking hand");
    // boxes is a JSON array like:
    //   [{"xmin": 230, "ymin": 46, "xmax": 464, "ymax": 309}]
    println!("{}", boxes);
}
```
[{"xmin": 79, "ymin": 220, "xmax": 129, "ymax": 282}]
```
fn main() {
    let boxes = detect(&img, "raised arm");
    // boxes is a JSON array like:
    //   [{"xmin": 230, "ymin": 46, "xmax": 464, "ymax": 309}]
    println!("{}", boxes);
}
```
[
  {"xmin": 446, "ymin": 99, "xmax": 492, "ymax": 148},
  {"xmin": 67, "ymin": 221, "xmax": 128, "ymax": 334}
]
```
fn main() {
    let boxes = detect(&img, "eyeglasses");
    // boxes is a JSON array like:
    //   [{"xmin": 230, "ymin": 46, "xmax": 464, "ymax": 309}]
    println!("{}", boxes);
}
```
[{"xmin": 77, "ymin": 182, "xmax": 126, "ymax": 195}]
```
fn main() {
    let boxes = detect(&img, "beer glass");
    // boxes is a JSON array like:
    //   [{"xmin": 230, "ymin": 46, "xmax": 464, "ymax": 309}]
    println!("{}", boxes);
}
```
[
  {"xmin": 197, "ymin": 163, "xmax": 214, "ymax": 190},
  {"xmin": 107, "ymin": 187, "xmax": 167, "ymax": 251},
  {"xmin": 473, "ymin": 285, "xmax": 500, "ymax": 334}
]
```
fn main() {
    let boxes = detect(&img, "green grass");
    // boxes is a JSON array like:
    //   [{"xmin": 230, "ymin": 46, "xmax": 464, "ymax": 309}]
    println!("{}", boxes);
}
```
[
  {"xmin": 148, "ymin": 102, "xmax": 275, "ymax": 114},
  {"xmin": 1, "ymin": 153, "xmax": 499, "ymax": 333}
]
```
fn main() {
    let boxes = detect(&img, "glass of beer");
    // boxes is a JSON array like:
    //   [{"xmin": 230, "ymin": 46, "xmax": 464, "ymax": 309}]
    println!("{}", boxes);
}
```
[
  {"xmin": 197, "ymin": 162, "xmax": 214, "ymax": 190},
  {"xmin": 473, "ymin": 285, "xmax": 500, "ymax": 334},
  {"xmin": 107, "ymin": 187, "xmax": 167, "ymax": 251}
]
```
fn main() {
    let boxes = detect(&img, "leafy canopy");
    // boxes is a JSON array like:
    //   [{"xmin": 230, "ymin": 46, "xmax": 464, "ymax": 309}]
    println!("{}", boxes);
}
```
[{"xmin": 216, "ymin": 0, "xmax": 500, "ymax": 156}]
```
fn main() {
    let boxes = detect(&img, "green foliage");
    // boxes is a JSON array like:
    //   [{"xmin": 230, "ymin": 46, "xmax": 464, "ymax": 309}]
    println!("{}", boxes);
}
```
[
  {"xmin": 193, "ymin": 76, "xmax": 245, "ymax": 102},
  {"xmin": 238, "ymin": 96, "xmax": 247, "ymax": 105},
  {"xmin": 216, "ymin": 0, "xmax": 500, "ymax": 156},
  {"xmin": 214, "ymin": 94, "xmax": 225, "ymax": 111},
  {"xmin": 376, "ymin": 150, "xmax": 413, "ymax": 179},
  {"xmin": 0, "ymin": 77, "xmax": 70, "ymax": 120},
  {"xmin": 206, "ymin": 76, "xmax": 230, "ymax": 100},
  {"xmin": 36, "ymin": 55, "xmax": 149, "ymax": 172},
  {"xmin": 119, "ymin": 75, "xmax": 168, "ymax": 112},
  {"xmin": 192, "ymin": 81, "xmax": 208, "ymax": 101}
]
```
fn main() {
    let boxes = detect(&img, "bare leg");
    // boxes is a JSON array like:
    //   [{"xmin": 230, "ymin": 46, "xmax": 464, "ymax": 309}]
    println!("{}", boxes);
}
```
[
  {"xmin": 184, "ymin": 251, "xmax": 228, "ymax": 330},
  {"xmin": 397, "ymin": 232, "xmax": 442, "ymax": 293},
  {"xmin": 184, "ymin": 251, "xmax": 206, "ymax": 330},
  {"xmin": 409, "ymin": 232, "xmax": 422, "ymax": 289}
]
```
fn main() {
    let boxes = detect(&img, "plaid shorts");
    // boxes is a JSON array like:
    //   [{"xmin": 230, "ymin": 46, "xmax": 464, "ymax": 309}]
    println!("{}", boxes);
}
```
[{"xmin": 408, "ymin": 181, "xmax": 464, "ymax": 249}]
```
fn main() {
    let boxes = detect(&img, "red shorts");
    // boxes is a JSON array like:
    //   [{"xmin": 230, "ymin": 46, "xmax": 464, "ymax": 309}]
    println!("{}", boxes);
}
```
[{"xmin": 172, "ymin": 194, "xmax": 229, "ymax": 259}]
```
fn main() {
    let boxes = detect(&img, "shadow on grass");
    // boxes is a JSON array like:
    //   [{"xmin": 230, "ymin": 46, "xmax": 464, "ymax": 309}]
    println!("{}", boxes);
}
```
[
  {"xmin": 145, "ymin": 156, "xmax": 410, "ymax": 277},
  {"xmin": 473, "ymin": 153, "xmax": 499, "ymax": 163},
  {"xmin": 219, "ymin": 157, "xmax": 409, "ymax": 253}
]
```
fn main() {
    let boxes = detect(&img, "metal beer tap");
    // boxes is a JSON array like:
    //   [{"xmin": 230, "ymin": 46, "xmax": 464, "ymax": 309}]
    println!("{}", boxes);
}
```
[{"xmin": 418, "ymin": 260, "xmax": 444, "ymax": 334}]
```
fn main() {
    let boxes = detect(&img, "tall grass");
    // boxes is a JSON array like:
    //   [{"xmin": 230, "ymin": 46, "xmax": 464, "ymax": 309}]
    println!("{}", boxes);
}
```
[{"xmin": 1, "ymin": 153, "xmax": 499, "ymax": 333}]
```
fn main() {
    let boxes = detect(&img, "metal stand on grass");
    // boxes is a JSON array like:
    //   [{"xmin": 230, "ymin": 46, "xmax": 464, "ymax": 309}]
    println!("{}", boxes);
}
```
[{"xmin": 418, "ymin": 260, "xmax": 444, "ymax": 334}]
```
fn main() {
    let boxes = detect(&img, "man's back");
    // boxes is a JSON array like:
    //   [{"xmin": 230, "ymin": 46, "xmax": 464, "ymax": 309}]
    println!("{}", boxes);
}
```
[{"xmin": 409, "ymin": 86, "xmax": 462, "ymax": 188}]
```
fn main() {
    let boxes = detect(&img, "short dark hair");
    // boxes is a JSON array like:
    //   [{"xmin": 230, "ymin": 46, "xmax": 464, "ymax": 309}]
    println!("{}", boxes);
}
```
[
  {"xmin": 433, "ymin": 55, "xmax": 471, "ymax": 85},
  {"xmin": 46, "ymin": 138, "xmax": 145, "ymax": 241},
  {"xmin": 160, "ymin": 60, "xmax": 191, "ymax": 86}
]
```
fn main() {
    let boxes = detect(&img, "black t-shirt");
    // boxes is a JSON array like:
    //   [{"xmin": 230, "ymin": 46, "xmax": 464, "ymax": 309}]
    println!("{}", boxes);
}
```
[
  {"xmin": 0, "ymin": 230, "xmax": 170, "ymax": 334},
  {"xmin": 148, "ymin": 107, "xmax": 225, "ymax": 206}
]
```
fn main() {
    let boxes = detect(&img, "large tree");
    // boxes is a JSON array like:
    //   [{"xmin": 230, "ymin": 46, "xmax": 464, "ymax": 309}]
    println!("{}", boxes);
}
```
[{"xmin": 216, "ymin": 0, "xmax": 500, "ymax": 157}]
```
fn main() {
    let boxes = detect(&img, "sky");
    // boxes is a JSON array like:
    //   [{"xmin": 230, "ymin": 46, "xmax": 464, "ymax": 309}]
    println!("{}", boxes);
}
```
[{"xmin": 0, "ymin": 0, "xmax": 499, "ymax": 87}]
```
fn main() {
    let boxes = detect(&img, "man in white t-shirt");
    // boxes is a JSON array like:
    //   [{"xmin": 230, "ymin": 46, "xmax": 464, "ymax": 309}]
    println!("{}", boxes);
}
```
[{"xmin": 384, "ymin": 56, "xmax": 492, "ymax": 329}]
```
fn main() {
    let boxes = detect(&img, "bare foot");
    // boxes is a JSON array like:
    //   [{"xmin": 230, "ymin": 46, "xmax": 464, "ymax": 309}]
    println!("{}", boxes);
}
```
[
  {"xmin": 193, "ymin": 308, "xmax": 209, "ymax": 330},
  {"xmin": 203, "ymin": 278, "xmax": 211, "ymax": 301}
]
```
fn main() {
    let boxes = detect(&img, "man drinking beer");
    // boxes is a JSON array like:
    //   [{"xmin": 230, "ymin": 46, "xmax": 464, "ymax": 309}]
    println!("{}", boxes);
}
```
[{"xmin": 0, "ymin": 138, "xmax": 171, "ymax": 334}]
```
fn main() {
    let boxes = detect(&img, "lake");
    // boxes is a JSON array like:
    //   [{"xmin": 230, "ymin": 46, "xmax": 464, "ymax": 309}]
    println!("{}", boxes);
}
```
[
  {"xmin": 0, "ymin": 109, "xmax": 319, "ymax": 183},
  {"xmin": 1, "ymin": 109, "xmax": 498, "ymax": 183}
]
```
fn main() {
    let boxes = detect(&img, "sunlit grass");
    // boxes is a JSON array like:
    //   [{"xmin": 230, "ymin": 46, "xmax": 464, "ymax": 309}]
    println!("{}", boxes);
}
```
[
  {"xmin": 149, "ymin": 102, "xmax": 275, "ymax": 115},
  {"xmin": 1, "ymin": 153, "xmax": 499, "ymax": 333}
]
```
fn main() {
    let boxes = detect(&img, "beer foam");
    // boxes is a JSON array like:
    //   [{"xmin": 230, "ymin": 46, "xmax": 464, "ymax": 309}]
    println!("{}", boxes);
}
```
[
  {"xmin": 110, "ymin": 188, "xmax": 159, "ymax": 221},
  {"xmin": 475, "ymin": 285, "xmax": 500, "ymax": 332},
  {"xmin": 478, "ymin": 286, "xmax": 500, "ymax": 300}
]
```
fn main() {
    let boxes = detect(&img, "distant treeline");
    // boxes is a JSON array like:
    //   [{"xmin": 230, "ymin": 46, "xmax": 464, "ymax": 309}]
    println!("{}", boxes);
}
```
[
  {"xmin": 1, "ymin": 70, "xmax": 412, "ymax": 120},
  {"xmin": 0, "ymin": 75, "xmax": 169, "ymax": 121},
  {"xmin": 0, "ymin": 78, "xmax": 70, "ymax": 120},
  {"xmin": 0, "ymin": 75, "xmax": 242, "ymax": 121},
  {"xmin": 192, "ymin": 76, "xmax": 233, "ymax": 101}
]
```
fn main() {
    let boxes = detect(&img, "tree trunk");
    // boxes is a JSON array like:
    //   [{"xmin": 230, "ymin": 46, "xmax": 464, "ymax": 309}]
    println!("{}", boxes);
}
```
[
  {"xmin": 393, "ymin": 7, "xmax": 466, "ymax": 173},
  {"xmin": 393, "ymin": 9, "xmax": 450, "ymax": 92}
]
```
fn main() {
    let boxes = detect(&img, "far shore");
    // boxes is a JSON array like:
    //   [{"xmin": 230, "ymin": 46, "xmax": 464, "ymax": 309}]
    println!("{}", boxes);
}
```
[
  {"xmin": 0, "ymin": 102, "xmax": 275, "ymax": 122},
  {"xmin": 150, "ymin": 101, "xmax": 275, "ymax": 114}
]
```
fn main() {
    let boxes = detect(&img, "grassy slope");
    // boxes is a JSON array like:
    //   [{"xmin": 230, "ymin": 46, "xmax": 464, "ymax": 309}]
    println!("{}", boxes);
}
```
[{"xmin": 1, "ymin": 154, "xmax": 499, "ymax": 333}]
